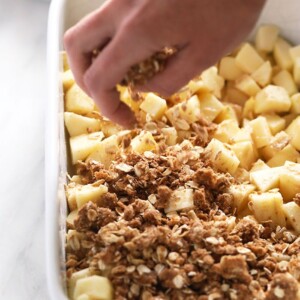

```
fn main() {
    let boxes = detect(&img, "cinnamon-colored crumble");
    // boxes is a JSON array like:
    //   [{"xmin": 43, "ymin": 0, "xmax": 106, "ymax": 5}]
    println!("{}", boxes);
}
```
[{"xmin": 66, "ymin": 144, "xmax": 300, "ymax": 299}]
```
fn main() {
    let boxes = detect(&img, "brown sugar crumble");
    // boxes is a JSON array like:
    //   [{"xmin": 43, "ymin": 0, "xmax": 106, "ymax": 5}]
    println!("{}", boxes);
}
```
[{"xmin": 66, "ymin": 142, "xmax": 300, "ymax": 299}]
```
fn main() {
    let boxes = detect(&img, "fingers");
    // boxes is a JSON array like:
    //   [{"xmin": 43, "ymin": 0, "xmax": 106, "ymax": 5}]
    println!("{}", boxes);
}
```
[
  {"xmin": 64, "ymin": 4, "xmax": 115, "ymax": 91},
  {"xmin": 83, "ymin": 25, "xmax": 158, "ymax": 126}
]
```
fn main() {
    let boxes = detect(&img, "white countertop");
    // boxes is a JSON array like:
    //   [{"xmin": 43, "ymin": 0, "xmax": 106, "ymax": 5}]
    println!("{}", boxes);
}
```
[{"xmin": 0, "ymin": 0, "xmax": 50, "ymax": 299}]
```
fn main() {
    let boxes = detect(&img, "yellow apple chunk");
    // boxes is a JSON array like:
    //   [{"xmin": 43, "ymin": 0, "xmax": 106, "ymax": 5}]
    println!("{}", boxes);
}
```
[
  {"xmin": 69, "ymin": 268, "xmax": 92, "ymax": 300},
  {"xmin": 283, "ymin": 202, "xmax": 300, "ymax": 233},
  {"xmin": 161, "ymin": 127, "xmax": 178, "ymax": 146},
  {"xmin": 87, "ymin": 135, "xmax": 119, "ymax": 168},
  {"xmin": 263, "ymin": 114, "xmax": 286, "ymax": 135},
  {"xmin": 198, "ymin": 93, "xmax": 224, "ymax": 122},
  {"xmin": 248, "ymin": 191, "xmax": 286, "ymax": 227},
  {"xmin": 219, "ymin": 56, "xmax": 243, "ymax": 80},
  {"xmin": 231, "ymin": 141, "xmax": 257, "ymax": 170},
  {"xmin": 70, "ymin": 132, "xmax": 104, "ymax": 164},
  {"xmin": 285, "ymin": 116, "xmax": 300, "ymax": 150},
  {"xmin": 201, "ymin": 66, "xmax": 224, "ymax": 98},
  {"xmin": 74, "ymin": 276, "xmax": 113, "ymax": 300},
  {"xmin": 229, "ymin": 184, "xmax": 256, "ymax": 213},
  {"xmin": 274, "ymin": 38, "xmax": 293, "ymax": 70},
  {"xmin": 267, "ymin": 144, "xmax": 300, "ymax": 167},
  {"xmin": 75, "ymin": 184, "xmax": 108, "ymax": 208},
  {"xmin": 254, "ymin": 85, "xmax": 291, "ymax": 114},
  {"xmin": 294, "ymin": 58, "xmax": 300, "ymax": 87},
  {"xmin": 250, "ymin": 166, "xmax": 284, "ymax": 192},
  {"xmin": 255, "ymin": 25, "xmax": 279, "ymax": 53},
  {"xmin": 250, "ymin": 159, "xmax": 270, "ymax": 172},
  {"xmin": 235, "ymin": 43, "xmax": 264, "ymax": 74},
  {"xmin": 260, "ymin": 131, "xmax": 290, "ymax": 161},
  {"xmin": 235, "ymin": 74, "xmax": 261, "ymax": 97},
  {"xmin": 289, "ymin": 45, "xmax": 300, "ymax": 64},
  {"xmin": 140, "ymin": 93, "xmax": 167, "ymax": 119},
  {"xmin": 272, "ymin": 70, "xmax": 297, "ymax": 96},
  {"xmin": 62, "ymin": 69, "xmax": 75, "ymax": 92},
  {"xmin": 290, "ymin": 93, "xmax": 300, "ymax": 113},
  {"xmin": 165, "ymin": 189, "xmax": 194, "ymax": 213},
  {"xmin": 249, "ymin": 116, "xmax": 273, "ymax": 148},
  {"xmin": 213, "ymin": 120, "xmax": 240, "ymax": 144},
  {"xmin": 131, "ymin": 131, "xmax": 158, "ymax": 154},
  {"xmin": 204, "ymin": 139, "xmax": 240, "ymax": 175},
  {"xmin": 64, "ymin": 112, "xmax": 101, "ymax": 137},
  {"xmin": 65, "ymin": 84, "xmax": 95, "ymax": 115},
  {"xmin": 279, "ymin": 162, "xmax": 300, "ymax": 201},
  {"xmin": 251, "ymin": 61, "xmax": 272, "ymax": 88}
]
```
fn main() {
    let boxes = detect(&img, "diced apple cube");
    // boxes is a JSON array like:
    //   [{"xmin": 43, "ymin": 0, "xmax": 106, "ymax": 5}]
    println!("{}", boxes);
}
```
[
  {"xmin": 231, "ymin": 141, "xmax": 257, "ymax": 170},
  {"xmin": 131, "ymin": 131, "xmax": 158, "ymax": 154},
  {"xmin": 201, "ymin": 66, "xmax": 224, "ymax": 98},
  {"xmin": 214, "ymin": 104, "xmax": 239, "ymax": 124},
  {"xmin": 213, "ymin": 120, "xmax": 240, "ymax": 144},
  {"xmin": 289, "ymin": 45, "xmax": 300, "ymax": 64},
  {"xmin": 254, "ymin": 85, "xmax": 291, "ymax": 114},
  {"xmin": 64, "ymin": 112, "xmax": 101, "ymax": 137},
  {"xmin": 198, "ymin": 93, "xmax": 224, "ymax": 122},
  {"xmin": 223, "ymin": 87, "xmax": 248, "ymax": 106},
  {"xmin": 294, "ymin": 58, "xmax": 300, "ymax": 87},
  {"xmin": 229, "ymin": 184, "xmax": 256, "ymax": 213},
  {"xmin": 251, "ymin": 61, "xmax": 272, "ymax": 88},
  {"xmin": 70, "ymin": 132, "xmax": 104, "ymax": 164},
  {"xmin": 187, "ymin": 79, "xmax": 210, "ymax": 95},
  {"xmin": 235, "ymin": 74, "xmax": 261, "ymax": 96},
  {"xmin": 231, "ymin": 126, "xmax": 253, "ymax": 144},
  {"xmin": 69, "ymin": 268, "xmax": 92, "ymax": 300},
  {"xmin": 249, "ymin": 116, "xmax": 272, "ymax": 148},
  {"xmin": 161, "ymin": 127, "xmax": 177, "ymax": 146},
  {"xmin": 140, "ymin": 93, "xmax": 167, "ymax": 119},
  {"xmin": 87, "ymin": 135, "xmax": 119, "ymax": 168},
  {"xmin": 235, "ymin": 43, "xmax": 264, "ymax": 74},
  {"xmin": 248, "ymin": 191, "xmax": 286, "ymax": 227},
  {"xmin": 242, "ymin": 97, "xmax": 255, "ymax": 119},
  {"xmin": 183, "ymin": 95, "xmax": 202, "ymax": 123},
  {"xmin": 283, "ymin": 202, "xmax": 300, "ymax": 233},
  {"xmin": 260, "ymin": 131, "xmax": 290, "ymax": 160},
  {"xmin": 67, "ymin": 209, "xmax": 78, "ymax": 227},
  {"xmin": 279, "ymin": 161, "xmax": 300, "ymax": 201},
  {"xmin": 165, "ymin": 189, "xmax": 194, "ymax": 213},
  {"xmin": 267, "ymin": 144, "xmax": 300, "ymax": 167},
  {"xmin": 65, "ymin": 84, "xmax": 95, "ymax": 115},
  {"xmin": 255, "ymin": 25, "xmax": 279, "ymax": 52},
  {"xmin": 118, "ymin": 86, "xmax": 141, "ymax": 112},
  {"xmin": 272, "ymin": 70, "xmax": 297, "ymax": 96},
  {"xmin": 75, "ymin": 184, "xmax": 108, "ymax": 208},
  {"xmin": 274, "ymin": 38, "xmax": 293, "ymax": 70},
  {"xmin": 74, "ymin": 276, "xmax": 113, "ymax": 300},
  {"xmin": 290, "ymin": 93, "xmax": 300, "ymax": 113},
  {"xmin": 66, "ymin": 186, "xmax": 77, "ymax": 211},
  {"xmin": 219, "ymin": 56, "xmax": 243, "ymax": 80},
  {"xmin": 286, "ymin": 116, "xmax": 300, "ymax": 150},
  {"xmin": 250, "ymin": 166, "xmax": 284, "ymax": 192},
  {"xmin": 250, "ymin": 159, "xmax": 270, "ymax": 172},
  {"xmin": 263, "ymin": 114, "xmax": 286, "ymax": 135},
  {"xmin": 204, "ymin": 139, "xmax": 240, "ymax": 175},
  {"xmin": 62, "ymin": 69, "xmax": 75, "ymax": 92},
  {"xmin": 61, "ymin": 51, "xmax": 70, "ymax": 71},
  {"xmin": 76, "ymin": 294, "xmax": 91, "ymax": 300}
]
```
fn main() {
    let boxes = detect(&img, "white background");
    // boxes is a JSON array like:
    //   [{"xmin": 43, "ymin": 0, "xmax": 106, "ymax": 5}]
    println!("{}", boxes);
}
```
[{"xmin": 0, "ymin": 0, "xmax": 50, "ymax": 299}]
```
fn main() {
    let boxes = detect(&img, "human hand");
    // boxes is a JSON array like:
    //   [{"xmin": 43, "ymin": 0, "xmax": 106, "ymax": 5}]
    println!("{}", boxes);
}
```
[{"xmin": 64, "ymin": 0, "xmax": 265, "ymax": 126}]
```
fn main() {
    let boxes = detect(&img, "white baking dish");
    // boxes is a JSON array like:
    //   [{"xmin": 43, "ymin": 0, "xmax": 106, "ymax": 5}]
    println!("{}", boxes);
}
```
[{"xmin": 45, "ymin": 0, "xmax": 300, "ymax": 299}]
